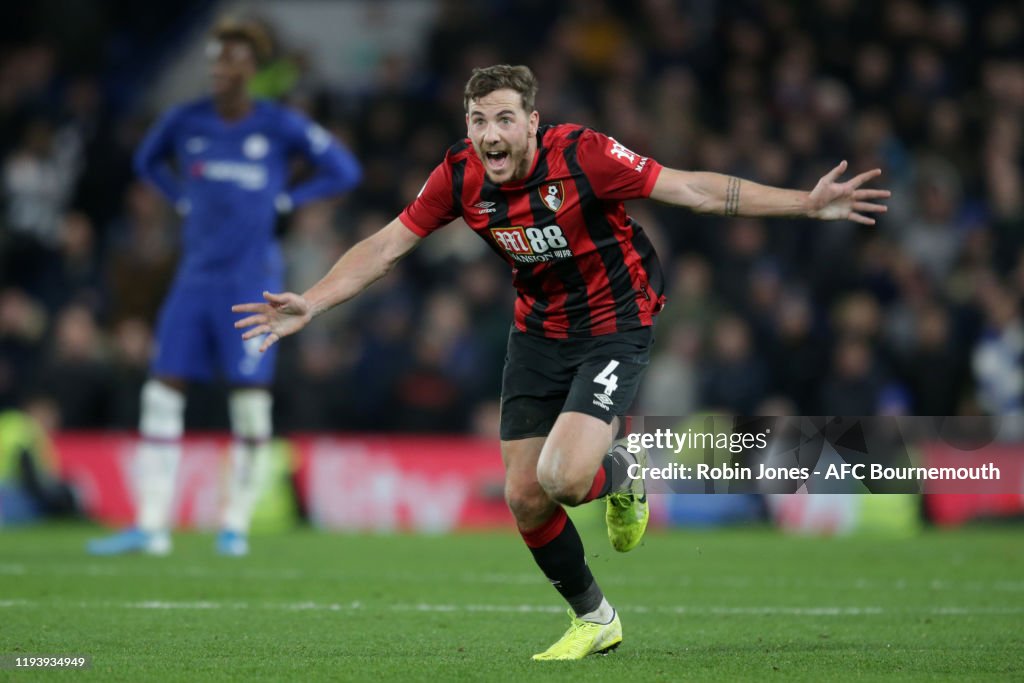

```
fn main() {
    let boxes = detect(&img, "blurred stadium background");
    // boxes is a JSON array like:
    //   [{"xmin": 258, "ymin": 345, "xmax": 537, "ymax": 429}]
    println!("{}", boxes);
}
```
[
  {"xmin": 2, "ymin": 0, "xmax": 1022, "ymax": 529},
  {"xmin": 1, "ymin": 1, "xmax": 1023, "ymax": 679}
]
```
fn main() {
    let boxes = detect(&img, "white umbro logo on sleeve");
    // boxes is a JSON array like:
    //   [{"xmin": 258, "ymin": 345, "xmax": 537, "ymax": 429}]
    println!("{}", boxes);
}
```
[{"xmin": 474, "ymin": 200, "xmax": 496, "ymax": 214}]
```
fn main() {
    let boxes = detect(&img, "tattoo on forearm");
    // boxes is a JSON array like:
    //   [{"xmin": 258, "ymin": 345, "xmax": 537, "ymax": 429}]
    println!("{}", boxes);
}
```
[{"xmin": 725, "ymin": 177, "xmax": 741, "ymax": 216}]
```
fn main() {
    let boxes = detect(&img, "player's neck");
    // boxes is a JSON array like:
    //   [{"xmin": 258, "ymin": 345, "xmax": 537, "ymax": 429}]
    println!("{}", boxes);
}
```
[{"xmin": 213, "ymin": 92, "xmax": 253, "ymax": 122}]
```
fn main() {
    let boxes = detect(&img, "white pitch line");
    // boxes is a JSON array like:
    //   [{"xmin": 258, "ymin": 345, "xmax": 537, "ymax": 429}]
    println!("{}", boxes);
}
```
[
  {"xmin": 129, "ymin": 601, "xmax": 222, "ymax": 610},
  {"xmin": 0, "ymin": 563, "xmax": 1022, "ymax": 593},
  {"xmin": 0, "ymin": 599, "xmax": 1020, "ymax": 617}
]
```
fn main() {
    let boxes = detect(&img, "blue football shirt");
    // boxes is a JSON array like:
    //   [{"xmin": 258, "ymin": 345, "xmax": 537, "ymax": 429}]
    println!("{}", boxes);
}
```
[{"xmin": 134, "ymin": 97, "xmax": 361, "ymax": 279}]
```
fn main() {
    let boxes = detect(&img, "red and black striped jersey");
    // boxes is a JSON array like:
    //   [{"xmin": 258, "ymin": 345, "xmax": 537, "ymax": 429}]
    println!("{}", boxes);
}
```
[{"xmin": 399, "ymin": 124, "xmax": 667, "ymax": 339}]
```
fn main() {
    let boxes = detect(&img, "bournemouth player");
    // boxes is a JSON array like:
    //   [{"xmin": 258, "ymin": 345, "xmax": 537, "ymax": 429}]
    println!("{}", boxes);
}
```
[
  {"xmin": 233, "ymin": 65, "xmax": 889, "ymax": 657},
  {"xmin": 88, "ymin": 19, "xmax": 362, "ymax": 557}
]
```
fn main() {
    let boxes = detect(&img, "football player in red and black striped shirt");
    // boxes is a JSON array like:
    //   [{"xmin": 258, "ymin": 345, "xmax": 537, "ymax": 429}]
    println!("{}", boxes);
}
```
[{"xmin": 233, "ymin": 64, "xmax": 890, "ymax": 659}]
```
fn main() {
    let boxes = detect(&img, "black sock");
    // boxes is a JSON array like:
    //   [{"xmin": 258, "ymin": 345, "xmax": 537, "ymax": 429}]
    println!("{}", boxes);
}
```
[
  {"xmin": 520, "ymin": 507, "xmax": 604, "ymax": 616},
  {"xmin": 604, "ymin": 443, "xmax": 636, "ymax": 494},
  {"xmin": 583, "ymin": 443, "xmax": 636, "ymax": 502}
]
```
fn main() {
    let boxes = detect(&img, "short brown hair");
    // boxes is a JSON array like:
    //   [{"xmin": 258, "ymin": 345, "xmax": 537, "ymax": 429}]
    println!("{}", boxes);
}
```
[
  {"xmin": 464, "ymin": 65, "xmax": 538, "ymax": 113},
  {"xmin": 212, "ymin": 17, "xmax": 274, "ymax": 67}
]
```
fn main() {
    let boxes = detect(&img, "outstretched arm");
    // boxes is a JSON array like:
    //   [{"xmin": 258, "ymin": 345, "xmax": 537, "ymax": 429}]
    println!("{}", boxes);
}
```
[
  {"xmin": 648, "ymin": 160, "xmax": 890, "ymax": 224},
  {"xmin": 232, "ymin": 218, "xmax": 421, "ymax": 351}
]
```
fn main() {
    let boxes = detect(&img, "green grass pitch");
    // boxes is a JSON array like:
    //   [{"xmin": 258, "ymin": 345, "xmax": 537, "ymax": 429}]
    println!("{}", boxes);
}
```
[{"xmin": 1, "ymin": 519, "xmax": 1021, "ymax": 681}]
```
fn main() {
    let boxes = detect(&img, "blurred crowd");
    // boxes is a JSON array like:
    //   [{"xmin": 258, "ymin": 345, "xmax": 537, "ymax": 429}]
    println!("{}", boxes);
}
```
[{"xmin": 1, "ymin": 0, "xmax": 1023, "ymax": 436}]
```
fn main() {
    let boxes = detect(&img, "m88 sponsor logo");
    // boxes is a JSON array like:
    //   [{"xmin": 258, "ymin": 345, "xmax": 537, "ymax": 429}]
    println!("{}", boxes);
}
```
[{"xmin": 489, "ymin": 225, "xmax": 573, "ymax": 263}]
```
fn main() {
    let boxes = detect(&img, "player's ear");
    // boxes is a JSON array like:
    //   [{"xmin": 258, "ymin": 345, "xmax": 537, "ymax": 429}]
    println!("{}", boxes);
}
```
[
  {"xmin": 529, "ymin": 110, "xmax": 539, "ymax": 136},
  {"xmin": 465, "ymin": 113, "xmax": 471, "ymax": 135}
]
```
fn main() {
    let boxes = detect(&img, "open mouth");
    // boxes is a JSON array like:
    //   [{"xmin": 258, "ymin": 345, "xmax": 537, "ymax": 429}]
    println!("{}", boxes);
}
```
[{"xmin": 484, "ymin": 150, "xmax": 510, "ymax": 172}]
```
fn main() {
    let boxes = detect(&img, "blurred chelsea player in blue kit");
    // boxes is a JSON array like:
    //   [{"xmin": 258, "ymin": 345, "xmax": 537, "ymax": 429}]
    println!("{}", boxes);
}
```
[{"xmin": 88, "ymin": 19, "xmax": 361, "ymax": 556}]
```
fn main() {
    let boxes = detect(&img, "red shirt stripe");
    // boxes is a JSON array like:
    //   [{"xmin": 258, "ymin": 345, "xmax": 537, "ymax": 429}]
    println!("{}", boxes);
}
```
[{"xmin": 399, "ymin": 125, "xmax": 666, "ymax": 338}]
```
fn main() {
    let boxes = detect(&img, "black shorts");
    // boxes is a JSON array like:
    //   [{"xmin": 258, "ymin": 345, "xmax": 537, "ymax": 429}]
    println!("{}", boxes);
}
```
[{"xmin": 499, "ymin": 326, "xmax": 653, "ymax": 441}]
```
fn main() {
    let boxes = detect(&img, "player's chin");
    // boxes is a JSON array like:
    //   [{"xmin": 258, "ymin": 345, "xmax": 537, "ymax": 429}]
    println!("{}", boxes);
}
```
[
  {"xmin": 483, "ymin": 160, "xmax": 517, "ymax": 184},
  {"xmin": 484, "ymin": 169, "xmax": 512, "ymax": 184}
]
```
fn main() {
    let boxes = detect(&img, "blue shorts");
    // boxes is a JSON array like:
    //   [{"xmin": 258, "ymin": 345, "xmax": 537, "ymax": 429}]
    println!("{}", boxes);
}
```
[{"xmin": 151, "ymin": 275, "xmax": 282, "ymax": 386}]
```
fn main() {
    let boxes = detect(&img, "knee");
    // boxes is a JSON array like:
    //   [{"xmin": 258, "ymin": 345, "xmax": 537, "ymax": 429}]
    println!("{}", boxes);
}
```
[
  {"xmin": 505, "ymin": 478, "xmax": 555, "ymax": 527},
  {"xmin": 535, "ymin": 461, "xmax": 588, "ymax": 507},
  {"xmin": 140, "ymin": 379, "xmax": 185, "ymax": 438},
  {"xmin": 228, "ymin": 388, "xmax": 273, "ymax": 439}
]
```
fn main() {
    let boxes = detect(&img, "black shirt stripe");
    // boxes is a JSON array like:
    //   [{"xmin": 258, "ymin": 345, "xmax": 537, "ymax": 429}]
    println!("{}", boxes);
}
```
[
  {"xmin": 627, "ymin": 217, "xmax": 665, "ymax": 307},
  {"xmin": 563, "ymin": 137, "xmax": 643, "ymax": 332},
  {"xmin": 481, "ymin": 169, "xmax": 549, "ymax": 336},
  {"xmin": 525, "ymin": 149, "xmax": 592, "ymax": 333}
]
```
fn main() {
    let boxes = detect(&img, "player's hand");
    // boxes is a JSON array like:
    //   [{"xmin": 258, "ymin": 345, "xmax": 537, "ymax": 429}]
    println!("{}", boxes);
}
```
[
  {"xmin": 232, "ymin": 291, "xmax": 312, "ymax": 352},
  {"xmin": 806, "ymin": 160, "xmax": 891, "ymax": 225}
]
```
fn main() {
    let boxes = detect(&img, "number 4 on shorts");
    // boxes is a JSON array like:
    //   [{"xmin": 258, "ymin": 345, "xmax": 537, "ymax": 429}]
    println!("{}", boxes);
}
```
[{"xmin": 594, "ymin": 360, "xmax": 620, "ymax": 396}]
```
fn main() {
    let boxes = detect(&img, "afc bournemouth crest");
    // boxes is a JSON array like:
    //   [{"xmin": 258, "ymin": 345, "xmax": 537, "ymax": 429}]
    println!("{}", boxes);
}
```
[{"xmin": 540, "ymin": 181, "xmax": 564, "ymax": 212}]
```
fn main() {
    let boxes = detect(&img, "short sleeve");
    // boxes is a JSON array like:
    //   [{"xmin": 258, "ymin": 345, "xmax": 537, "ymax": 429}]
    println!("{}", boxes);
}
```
[
  {"xmin": 398, "ymin": 161, "xmax": 460, "ymax": 237},
  {"xmin": 575, "ymin": 129, "xmax": 663, "ymax": 201}
]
